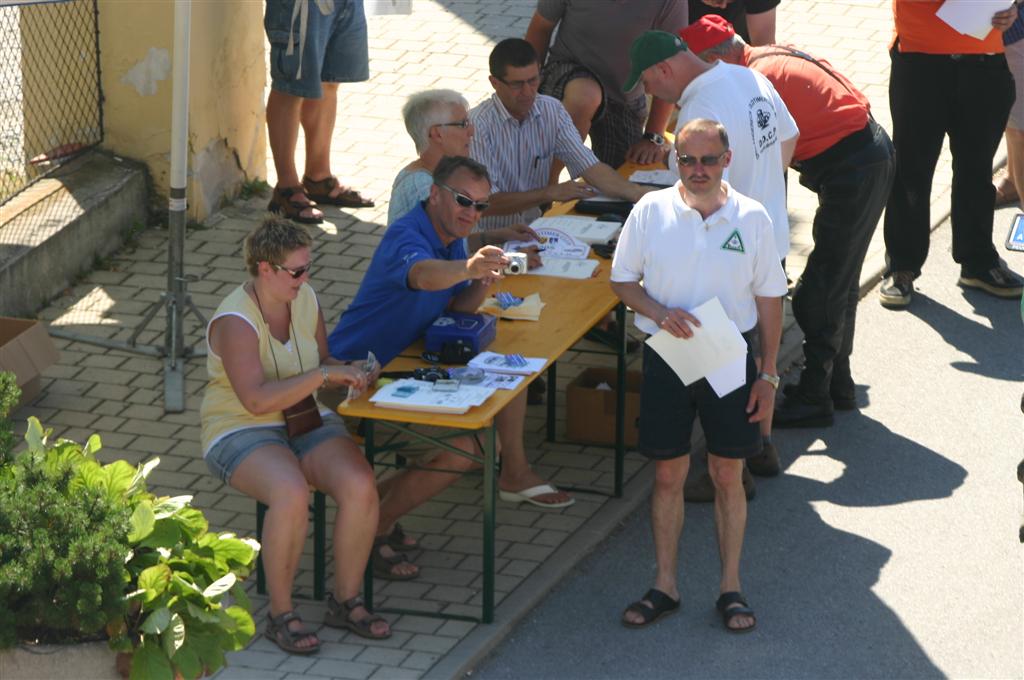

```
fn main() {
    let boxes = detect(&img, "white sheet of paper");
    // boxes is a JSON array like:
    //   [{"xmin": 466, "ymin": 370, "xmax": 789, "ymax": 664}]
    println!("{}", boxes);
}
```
[
  {"xmin": 935, "ymin": 0, "xmax": 1012, "ymax": 39},
  {"xmin": 527, "ymin": 258, "xmax": 599, "ymax": 279},
  {"xmin": 529, "ymin": 215, "xmax": 621, "ymax": 244},
  {"xmin": 629, "ymin": 169, "xmax": 677, "ymax": 186},
  {"xmin": 644, "ymin": 297, "xmax": 747, "ymax": 385},
  {"xmin": 706, "ymin": 354, "xmax": 747, "ymax": 398}
]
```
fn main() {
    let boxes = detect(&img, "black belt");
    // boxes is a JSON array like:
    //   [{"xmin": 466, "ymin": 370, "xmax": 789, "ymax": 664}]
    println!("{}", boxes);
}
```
[{"xmin": 949, "ymin": 53, "xmax": 1002, "ymax": 62}]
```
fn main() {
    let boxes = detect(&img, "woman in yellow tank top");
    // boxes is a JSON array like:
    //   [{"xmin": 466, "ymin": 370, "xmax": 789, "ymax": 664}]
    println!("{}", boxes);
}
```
[{"xmin": 200, "ymin": 217, "xmax": 388, "ymax": 653}]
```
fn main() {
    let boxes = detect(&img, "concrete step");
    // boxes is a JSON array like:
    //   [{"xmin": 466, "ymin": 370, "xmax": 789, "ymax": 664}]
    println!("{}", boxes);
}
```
[{"xmin": 0, "ymin": 151, "xmax": 148, "ymax": 317}]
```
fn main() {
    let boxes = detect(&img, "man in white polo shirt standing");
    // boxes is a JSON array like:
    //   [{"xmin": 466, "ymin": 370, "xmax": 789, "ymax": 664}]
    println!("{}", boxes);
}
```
[{"xmin": 611, "ymin": 119, "xmax": 787, "ymax": 632}]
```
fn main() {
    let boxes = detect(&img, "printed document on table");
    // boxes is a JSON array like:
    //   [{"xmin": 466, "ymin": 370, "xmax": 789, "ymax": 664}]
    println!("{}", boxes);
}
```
[
  {"xmin": 528, "ymin": 258, "xmax": 599, "ymax": 279},
  {"xmin": 936, "ymin": 0, "xmax": 1012, "ymax": 40},
  {"xmin": 629, "ymin": 169, "xmax": 677, "ymax": 186},
  {"xmin": 530, "ymin": 215, "xmax": 621, "ymax": 244},
  {"xmin": 644, "ymin": 297, "xmax": 747, "ymax": 386},
  {"xmin": 504, "ymin": 227, "xmax": 590, "ymax": 260},
  {"xmin": 468, "ymin": 351, "xmax": 547, "ymax": 375}
]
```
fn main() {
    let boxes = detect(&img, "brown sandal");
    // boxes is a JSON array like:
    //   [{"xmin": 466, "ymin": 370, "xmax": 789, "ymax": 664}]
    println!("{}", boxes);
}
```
[
  {"xmin": 302, "ymin": 175, "xmax": 375, "ymax": 208},
  {"xmin": 371, "ymin": 536, "xmax": 419, "ymax": 580},
  {"xmin": 268, "ymin": 185, "xmax": 323, "ymax": 224},
  {"xmin": 323, "ymin": 593, "xmax": 391, "ymax": 639},
  {"xmin": 265, "ymin": 610, "xmax": 321, "ymax": 654},
  {"xmin": 385, "ymin": 522, "xmax": 420, "ymax": 552}
]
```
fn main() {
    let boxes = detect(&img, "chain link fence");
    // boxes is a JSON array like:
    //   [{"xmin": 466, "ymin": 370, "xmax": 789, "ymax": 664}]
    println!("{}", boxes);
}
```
[{"xmin": 0, "ymin": 0, "xmax": 102, "ymax": 206}]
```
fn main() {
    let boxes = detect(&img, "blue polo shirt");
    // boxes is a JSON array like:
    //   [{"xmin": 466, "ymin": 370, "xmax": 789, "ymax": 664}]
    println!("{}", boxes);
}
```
[{"xmin": 328, "ymin": 203, "xmax": 469, "ymax": 365}]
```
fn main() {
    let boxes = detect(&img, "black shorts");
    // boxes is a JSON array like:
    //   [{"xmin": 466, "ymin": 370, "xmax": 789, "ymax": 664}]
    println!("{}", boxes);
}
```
[{"xmin": 638, "ymin": 343, "xmax": 761, "ymax": 460}]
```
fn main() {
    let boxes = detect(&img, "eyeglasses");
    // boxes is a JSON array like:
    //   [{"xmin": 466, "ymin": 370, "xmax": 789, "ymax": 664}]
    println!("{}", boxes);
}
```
[
  {"xmin": 272, "ymin": 261, "xmax": 314, "ymax": 279},
  {"xmin": 676, "ymin": 151, "xmax": 728, "ymax": 167},
  {"xmin": 435, "ymin": 119, "xmax": 472, "ymax": 129},
  {"xmin": 437, "ymin": 183, "xmax": 489, "ymax": 212},
  {"xmin": 497, "ymin": 75, "xmax": 540, "ymax": 92}
]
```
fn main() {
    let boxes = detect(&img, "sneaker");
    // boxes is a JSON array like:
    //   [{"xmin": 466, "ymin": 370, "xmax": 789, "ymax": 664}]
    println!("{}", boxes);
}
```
[
  {"xmin": 879, "ymin": 271, "xmax": 914, "ymax": 308},
  {"xmin": 747, "ymin": 439, "xmax": 781, "ymax": 477},
  {"xmin": 958, "ymin": 265, "xmax": 1024, "ymax": 298}
]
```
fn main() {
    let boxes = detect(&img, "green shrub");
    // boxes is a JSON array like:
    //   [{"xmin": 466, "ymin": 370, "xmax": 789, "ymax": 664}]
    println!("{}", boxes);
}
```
[
  {"xmin": 0, "ymin": 371, "xmax": 20, "ymax": 464},
  {"xmin": 0, "ymin": 418, "xmax": 260, "ymax": 680}
]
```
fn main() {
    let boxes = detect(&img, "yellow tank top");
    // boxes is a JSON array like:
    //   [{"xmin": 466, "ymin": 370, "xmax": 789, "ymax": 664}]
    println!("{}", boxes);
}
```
[{"xmin": 199, "ymin": 282, "xmax": 327, "ymax": 454}]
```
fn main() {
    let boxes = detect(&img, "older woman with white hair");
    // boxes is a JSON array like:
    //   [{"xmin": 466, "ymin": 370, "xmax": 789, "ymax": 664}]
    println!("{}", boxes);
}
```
[{"xmin": 389, "ymin": 89, "xmax": 541, "ymax": 256}]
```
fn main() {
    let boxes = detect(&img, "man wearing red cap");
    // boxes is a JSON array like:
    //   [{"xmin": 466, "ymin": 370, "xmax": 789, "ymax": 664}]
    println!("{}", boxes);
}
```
[{"xmin": 680, "ymin": 15, "xmax": 895, "ymax": 434}]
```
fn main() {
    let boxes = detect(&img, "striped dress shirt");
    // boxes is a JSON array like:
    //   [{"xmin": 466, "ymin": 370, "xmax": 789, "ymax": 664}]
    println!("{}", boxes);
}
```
[{"xmin": 469, "ymin": 93, "xmax": 599, "ymax": 230}]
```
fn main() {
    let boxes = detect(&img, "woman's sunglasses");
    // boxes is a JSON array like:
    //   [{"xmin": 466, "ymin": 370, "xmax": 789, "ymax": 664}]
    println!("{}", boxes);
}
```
[{"xmin": 272, "ymin": 261, "xmax": 314, "ymax": 279}]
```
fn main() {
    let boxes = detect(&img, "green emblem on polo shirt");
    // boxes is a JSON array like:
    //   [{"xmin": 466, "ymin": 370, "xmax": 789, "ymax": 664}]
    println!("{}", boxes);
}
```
[{"xmin": 721, "ymin": 229, "xmax": 745, "ymax": 253}]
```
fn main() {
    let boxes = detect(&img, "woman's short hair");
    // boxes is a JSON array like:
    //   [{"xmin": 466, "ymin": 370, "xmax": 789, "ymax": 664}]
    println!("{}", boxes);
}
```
[
  {"xmin": 243, "ymin": 215, "xmax": 313, "ymax": 277},
  {"xmin": 402, "ymin": 89, "xmax": 470, "ymax": 154}
]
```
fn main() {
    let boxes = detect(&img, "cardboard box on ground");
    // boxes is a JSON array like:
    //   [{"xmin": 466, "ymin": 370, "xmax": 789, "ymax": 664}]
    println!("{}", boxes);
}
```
[
  {"xmin": 0, "ymin": 318, "xmax": 60, "ymax": 410},
  {"xmin": 565, "ymin": 367, "xmax": 641, "ymax": 447}
]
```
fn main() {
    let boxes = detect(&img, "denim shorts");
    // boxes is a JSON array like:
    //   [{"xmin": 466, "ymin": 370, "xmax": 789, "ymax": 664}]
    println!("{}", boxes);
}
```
[
  {"xmin": 265, "ymin": 0, "xmax": 369, "ymax": 98},
  {"xmin": 204, "ymin": 412, "xmax": 350, "ymax": 483}
]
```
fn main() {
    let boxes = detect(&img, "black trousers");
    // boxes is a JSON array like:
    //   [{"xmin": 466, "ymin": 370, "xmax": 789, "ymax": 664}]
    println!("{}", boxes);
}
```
[
  {"xmin": 792, "ymin": 119, "xmax": 895, "ymax": 398},
  {"xmin": 884, "ymin": 48, "xmax": 1014, "ymax": 276}
]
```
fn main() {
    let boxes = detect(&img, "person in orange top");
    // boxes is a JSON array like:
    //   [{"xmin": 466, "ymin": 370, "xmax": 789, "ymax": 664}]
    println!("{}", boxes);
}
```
[
  {"xmin": 679, "ymin": 15, "xmax": 895, "ymax": 448},
  {"xmin": 879, "ymin": 0, "xmax": 1022, "ymax": 307}
]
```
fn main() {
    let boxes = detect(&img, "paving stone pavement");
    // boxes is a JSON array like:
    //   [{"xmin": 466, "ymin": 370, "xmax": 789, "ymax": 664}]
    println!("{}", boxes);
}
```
[{"xmin": 9, "ymin": 1, "xmax": 980, "ymax": 679}]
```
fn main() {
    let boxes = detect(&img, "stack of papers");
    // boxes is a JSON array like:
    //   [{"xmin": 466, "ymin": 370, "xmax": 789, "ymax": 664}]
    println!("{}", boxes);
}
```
[
  {"xmin": 644, "ymin": 297, "xmax": 748, "ymax": 398},
  {"xmin": 505, "ymin": 227, "xmax": 590, "ymax": 260},
  {"xmin": 529, "ymin": 215, "xmax": 621, "ymax": 245},
  {"xmin": 478, "ymin": 292, "xmax": 546, "ymax": 321},
  {"xmin": 371, "ymin": 379, "xmax": 496, "ymax": 414},
  {"xmin": 468, "ymin": 351, "xmax": 547, "ymax": 375}
]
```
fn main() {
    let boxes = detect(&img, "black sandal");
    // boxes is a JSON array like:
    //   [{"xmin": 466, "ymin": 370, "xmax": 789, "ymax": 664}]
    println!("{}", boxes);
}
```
[
  {"xmin": 302, "ymin": 175, "xmax": 375, "ymax": 208},
  {"xmin": 267, "ymin": 185, "xmax": 323, "ymax": 224},
  {"xmin": 264, "ymin": 610, "xmax": 320, "ymax": 655},
  {"xmin": 716, "ymin": 591, "xmax": 757, "ymax": 633},
  {"xmin": 372, "ymin": 536, "xmax": 419, "ymax": 580},
  {"xmin": 324, "ymin": 593, "xmax": 391, "ymax": 639},
  {"xmin": 621, "ymin": 588, "xmax": 680, "ymax": 628},
  {"xmin": 385, "ymin": 522, "xmax": 420, "ymax": 553}
]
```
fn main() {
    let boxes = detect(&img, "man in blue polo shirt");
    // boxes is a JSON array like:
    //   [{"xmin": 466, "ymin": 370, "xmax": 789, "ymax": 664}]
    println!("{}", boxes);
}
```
[{"xmin": 329, "ymin": 156, "xmax": 574, "ymax": 580}]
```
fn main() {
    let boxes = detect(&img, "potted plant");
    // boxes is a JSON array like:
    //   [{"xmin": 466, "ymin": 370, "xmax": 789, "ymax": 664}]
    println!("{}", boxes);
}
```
[{"xmin": 0, "ymin": 409, "xmax": 260, "ymax": 680}]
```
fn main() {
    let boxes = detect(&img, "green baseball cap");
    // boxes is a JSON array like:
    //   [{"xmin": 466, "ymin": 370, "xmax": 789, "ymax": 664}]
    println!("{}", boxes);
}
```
[{"xmin": 623, "ymin": 30, "xmax": 688, "ymax": 92}]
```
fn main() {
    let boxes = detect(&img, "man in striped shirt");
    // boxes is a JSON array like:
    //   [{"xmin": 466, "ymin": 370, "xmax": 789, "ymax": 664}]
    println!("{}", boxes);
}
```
[{"xmin": 470, "ymin": 38, "xmax": 653, "ymax": 231}]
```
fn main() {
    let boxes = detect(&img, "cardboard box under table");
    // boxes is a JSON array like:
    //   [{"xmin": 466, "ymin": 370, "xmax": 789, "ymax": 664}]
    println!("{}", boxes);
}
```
[
  {"xmin": 0, "ymin": 317, "xmax": 59, "ymax": 409},
  {"xmin": 567, "ymin": 367, "xmax": 641, "ymax": 448}
]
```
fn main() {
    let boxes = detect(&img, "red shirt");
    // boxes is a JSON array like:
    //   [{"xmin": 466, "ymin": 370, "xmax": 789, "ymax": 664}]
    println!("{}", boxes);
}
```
[
  {"xmin": 742, "ymin": 45, "xmax": 870, "ymax": 162},
  {"xmin": 892, "ymin": 0, "xmax": 1004, "ymax": 54}
]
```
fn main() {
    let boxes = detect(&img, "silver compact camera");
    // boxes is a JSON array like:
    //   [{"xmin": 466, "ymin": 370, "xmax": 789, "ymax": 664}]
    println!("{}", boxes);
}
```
[{"xmin": 503, "ymin": 252, "xmax": 528, "ymax": 275}]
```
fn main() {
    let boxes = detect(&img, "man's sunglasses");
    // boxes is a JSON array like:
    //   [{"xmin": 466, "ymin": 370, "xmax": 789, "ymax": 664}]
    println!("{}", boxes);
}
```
[
  {"xmin": 676, "ymin": 151, "xmax": 728, "ymax": 167},
  {"xmin": 438, "ymin": 183, "xmax": 489, "ymax": 212},
  {"xmin": 436, "ymin": 119, "xmax": 471, "ymax": 129},
  {"xmin": 272, "ymin": 261, "xmax": 314, "ymax": 279}
]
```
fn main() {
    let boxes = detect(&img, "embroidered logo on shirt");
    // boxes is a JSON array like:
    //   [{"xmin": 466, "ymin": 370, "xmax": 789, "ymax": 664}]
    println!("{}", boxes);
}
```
[{"xmin": 721, "ymin": 230, "xmax": 745, "ymax": 253}]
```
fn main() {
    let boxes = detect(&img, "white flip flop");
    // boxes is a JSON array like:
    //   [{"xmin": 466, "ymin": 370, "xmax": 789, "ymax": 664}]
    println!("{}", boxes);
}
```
[{"xmin": 498, "ymin": 484, "xmax": 575, "ymax": 508}]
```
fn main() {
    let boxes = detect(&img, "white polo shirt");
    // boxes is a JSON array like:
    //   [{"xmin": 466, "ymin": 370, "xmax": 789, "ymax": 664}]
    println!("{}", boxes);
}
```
[
  {"xmin": 611, "ymin": 181, "xmax": 788, "ymax": 335},
  {"xmin": 670, "ymin": 61, "xmax": 799, "ymax": 259}
]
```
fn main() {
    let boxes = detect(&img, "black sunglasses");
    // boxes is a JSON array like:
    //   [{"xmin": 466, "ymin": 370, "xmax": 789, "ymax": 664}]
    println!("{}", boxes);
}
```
[
  {"xmin": 272, "ymin": 261, "xmax": 314, "ymax": 279},
  {"xmin": 676, "ymin": 151, "xmax": 728, "ymax": 167},
  {"xmin": 438, "ymin": 183, "xmax": 489, "ymax": 212},
  {"xmin": 436, "ymin": 119, "xmax": 471, "ymax": 129}
]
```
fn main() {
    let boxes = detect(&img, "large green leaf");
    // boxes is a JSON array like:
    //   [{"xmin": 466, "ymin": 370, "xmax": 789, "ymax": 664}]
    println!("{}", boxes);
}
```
[
  {"xmin": 127, "ymin": 501, "xmax": 155, "ymax": 543},
  {"xmin": 130, "ymin": 639, "xmax": 174, "ymax": 680},
  {"xmin": 185, "ymin": 601, "xmax": 221, "ymax": 624},
  {"xmin": 83, "ymin": 433, "xmax": 102, "ymax": 457},
  {"xmin": 188, "ymin": 629, "xmax": 226, "ymax": 675},
  {"xmin": 98, "ymin": 460, "xmax": 137, "ymax": 502},
  {"xmin": 206, "ymin": 535, "xmax": 256, "ymax": 568},
  {"xmin": 152, "ymin": 495, "xmax": 191, "ymax": 519},
  {"xmin": 230, "ymin": 582, "xmax": 251, "ymax": 612},
  {"xmin": 160, "ymin": 612, "xmax": 185, "ymax": 657},
  {"xmin": 174, "ymin": 507, "xmax": 208, "ymax": 539},
  {"xmin": 24, "ymin": 416, "xmax": 44, "ymax": 451},
  {"xmin": 201, "ymin": 573, "xmax": 236, "ymax": 599},
  {"xmin": 171, "ymin": 642, "xmax": 202, "ymax": 680},
  {"xmin": 138, "ymin": 518, "xmax": 181, "ymax": 549},
  {"xmin": 137, "ymin": 564, "xmax": 172, "ymax": 601},
  {"xmin": 140, "ymin": 606, "xmax": 171, "ymax": 634},
  {"xmin": 224, "ymin": 605, "xmax": 256, "ymax": 648}
]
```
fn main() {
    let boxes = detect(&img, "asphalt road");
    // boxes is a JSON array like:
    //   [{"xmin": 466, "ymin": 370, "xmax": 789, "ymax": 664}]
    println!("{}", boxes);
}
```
[{"xmin": 471, "ymin": 212, "xmax": 1024, "ymax": 680}]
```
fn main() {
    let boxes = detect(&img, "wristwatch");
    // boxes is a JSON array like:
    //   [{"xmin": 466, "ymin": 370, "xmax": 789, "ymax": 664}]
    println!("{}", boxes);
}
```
[
  {"xmin": 642, "ymin": 131, "xmax": 665, "ymax": 145},
  {"xmin": 757, "ymin": 372, "xmax": 780, "ymax": 389},
  {"xmin": 320, "ymin": 366, "xmax": 330, "ymax": 387}
]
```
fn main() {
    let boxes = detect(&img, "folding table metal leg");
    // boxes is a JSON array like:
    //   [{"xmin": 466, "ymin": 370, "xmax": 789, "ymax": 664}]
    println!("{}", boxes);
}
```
[
  {"xmin": 545, "ymin": 361, "xmax": 557, "ymax": 442},
  {"xmin": 363, "ymin": 420, "xmax": 376, "ymax": 611},
  {"xmin": 614, "ymin": 302, "xmax": 627, "ymax": 498},
  {"xmin": 482, "ymin": 424, "xmax": 497, "ymax": 623}
]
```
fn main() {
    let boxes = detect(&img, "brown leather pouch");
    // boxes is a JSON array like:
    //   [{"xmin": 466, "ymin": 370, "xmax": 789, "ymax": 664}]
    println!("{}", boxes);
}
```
[{"xmin": 282, "ymin": 395, "xmax": 322, "ymax": 438}]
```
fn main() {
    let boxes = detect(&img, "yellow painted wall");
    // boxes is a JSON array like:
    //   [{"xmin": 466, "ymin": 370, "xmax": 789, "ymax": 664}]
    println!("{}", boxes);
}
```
[{"xmin": 97, "ymin": 0, "xmax": 266, "ymax": 220}]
